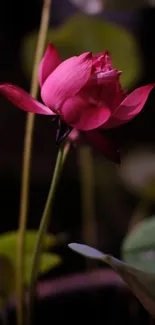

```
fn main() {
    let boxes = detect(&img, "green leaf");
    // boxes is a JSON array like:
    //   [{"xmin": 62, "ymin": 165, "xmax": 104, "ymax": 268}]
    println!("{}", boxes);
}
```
[
  {"xmin": 25, "ymin": 253, "xmax": 62, "ymax": 285},
  {"xmin": 0, "ymin": 231, "xmax": 60, "ymax": 288},
  {"xmin": 0, "ymin": 230, "xmax": 56, "ymax": 262},
  {"xmin": 69, "ymin": 243, "xmax": 155, "ymax": 316},
  {"xmin": 21, "ymin": 14, "xmax": 142, "ymax": 88},
  {"xmin": 122, "ymin": 216, "xmax": 155, "ymax": 273}
]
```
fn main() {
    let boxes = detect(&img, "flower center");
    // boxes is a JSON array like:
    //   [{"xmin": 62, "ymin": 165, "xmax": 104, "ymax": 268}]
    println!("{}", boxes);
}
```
[{"xmin": 93, "ymin": 52, "xmax": 112, "ymax": 74}]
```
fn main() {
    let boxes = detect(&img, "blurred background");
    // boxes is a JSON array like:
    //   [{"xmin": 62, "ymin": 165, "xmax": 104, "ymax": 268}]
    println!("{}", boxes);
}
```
[{"xmin": 1, "ymin": 0, "xmax": 155, "ymax": 324}]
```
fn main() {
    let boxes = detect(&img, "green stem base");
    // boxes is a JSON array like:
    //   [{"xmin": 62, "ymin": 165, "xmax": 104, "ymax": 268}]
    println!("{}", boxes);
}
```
[{"xmin": 28, "ymin": 143, "xmax": 69, "ymax": 325}]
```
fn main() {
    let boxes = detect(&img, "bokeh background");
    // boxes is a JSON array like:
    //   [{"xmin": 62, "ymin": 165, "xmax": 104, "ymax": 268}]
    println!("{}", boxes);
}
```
[{"xmin": 1, "ymin": 0, "xmax": 155, "ymax": 324}]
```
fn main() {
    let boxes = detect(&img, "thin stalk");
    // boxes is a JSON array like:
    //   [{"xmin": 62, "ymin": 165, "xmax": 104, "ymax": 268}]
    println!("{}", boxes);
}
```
[
  {"xmin": 78, "ymin": 146, "xmax": 97, "ymax": 269},
  {"xmin": 16, "ymin": 1, "xmax": 52, "ymax": 325},
  {"xmin": 62, "ymin": 141, "xmax": 71, "ymax": 164},
  {"xmin": 28, "ymin": 143, "xmax": 70, "ymax": 325}
]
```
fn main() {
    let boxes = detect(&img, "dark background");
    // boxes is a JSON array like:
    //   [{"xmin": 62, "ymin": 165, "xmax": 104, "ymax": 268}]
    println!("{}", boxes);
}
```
[
  {"xmin": 0, "ymin": 2, "xmax": 155, "ymax": 324},
  {"xmin": 1, "ymin": 1, "xmax": 155, "ymax": 251}
]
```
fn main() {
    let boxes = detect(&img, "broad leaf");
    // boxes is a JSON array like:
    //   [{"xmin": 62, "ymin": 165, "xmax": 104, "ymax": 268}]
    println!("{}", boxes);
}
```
[
  {"xmin": 25, "ymin": 253, "xmax": 62, "ymax": 285},
  {"xmin": 69, "ymin": 243, "xmax": 155, "ymax": 316},
  {"xmin": 0, "ymin": 230, "xmax": 56, "ymax": 262},
  {"xmin": 0, "ymin": 231, "xmax": 61, "ymax": 289},
  {"xmin": 122, "ymin": 216, "xmax": 155, "ymax": 273}
]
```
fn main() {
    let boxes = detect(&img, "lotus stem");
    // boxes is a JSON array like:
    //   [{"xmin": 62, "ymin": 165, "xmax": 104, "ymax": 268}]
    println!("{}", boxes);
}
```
[
  {"xmin": 28, "ymin": 142, "xmax": 70, "ymax": 325},
  {"xmin": 16, "ymin": 1, "xmax": 52, "ymax": 325}
]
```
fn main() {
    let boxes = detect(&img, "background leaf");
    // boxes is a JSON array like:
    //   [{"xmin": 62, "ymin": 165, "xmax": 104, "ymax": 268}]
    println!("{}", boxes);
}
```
[
  {"xmin": 103, "ymin": 254, "xmax": 155, "ymax": 317},
  {"xmin": 21, "ymin": 14, "xmax": 142, "ymax": 89},
  {"xmin": 69, "ymin": 243, "xmax": 155, "ymax": 316},
  {"xmin": 24, "ymin": 253, "xmax": 62, "ymax": 285},
  {"xmin": 122, "ymin": 216, "xmax": 155, "ymax": 273},
  {"xmin": 0, "ymin": 231, "xmax": 61, "ymax": 291},
  {"xmin": 0, "ymin": 230, "xmax": 56, "ymax": 261}
]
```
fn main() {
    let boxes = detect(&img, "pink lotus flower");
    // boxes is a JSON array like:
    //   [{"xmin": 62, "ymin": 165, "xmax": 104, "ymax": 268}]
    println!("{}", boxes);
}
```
[{"xmin": 0, "ymin": 44, "xmax": 154, "ymax": 163}]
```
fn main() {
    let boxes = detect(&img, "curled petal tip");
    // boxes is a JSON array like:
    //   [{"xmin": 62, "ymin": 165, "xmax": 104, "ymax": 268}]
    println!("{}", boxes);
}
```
[{"xmin": 78, "ymin": 52, "xmax": 92, "ymax": 61}]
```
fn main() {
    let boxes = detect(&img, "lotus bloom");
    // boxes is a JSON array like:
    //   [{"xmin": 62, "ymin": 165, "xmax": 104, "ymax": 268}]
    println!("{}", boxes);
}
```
[{"xmin": 0, "ymin": 44, "xmax": 154, "ymax": 163}]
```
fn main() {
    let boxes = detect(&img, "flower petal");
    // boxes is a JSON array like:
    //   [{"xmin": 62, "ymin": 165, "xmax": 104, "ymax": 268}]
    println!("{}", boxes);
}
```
[
  {"xmin": 68, "ymin": 129, "xmax": 79, "ymax": 142},
  {"xmin": 95, "ymin": 69, "xmax": 121, "ymax": 85},
  {"xmin": 92, "ymin": 51, "xmax": 113, "ymax": 72},
  {"xmin": 60, "ymin": 96, "xmax": 111, "ymax": 131},
  {"xmin": 0, "ymin": 84, "xmax": 54, "ymax": 115},
  {"xmin": 102, "ymin": 84, "xmax": 155, "ymax": 129},
  {"xmin": 84, "ymin": 130, "xmax": 120, "ymax": 163},
  {"xmin": 80, "ymin": 74, "xmax": 123, "ymax": 114},
  {"xmin": 39, "ymin": 43, "xmax": 61, "ymax": 87},
  {"xmin": 101, "ymin": 116, "xmax": 125, "ymax": 129},
  {"xmin": 99, "ymin": 80, "xmax": 124, "ymax": 112},
  {"xmin": 114, "ymin": 84, "xmax": 155, "ymax": 121},
  {"xmin": 41, "ymin": 52, "xmax": 92, "ymax": 110}
]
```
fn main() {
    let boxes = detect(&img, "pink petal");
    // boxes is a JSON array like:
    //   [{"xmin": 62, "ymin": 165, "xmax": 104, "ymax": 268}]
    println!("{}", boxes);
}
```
[
  {"xmin": 99, "ymin": 80, "xmax": 124, "ymax": 112},
  {"xmin": 92, "ymin": 51, "xmax": 113, "ymax": 72},
  {"xmin": 95, "ymin": 69, "xmax": 121, "ymax": 85},
  {"xmin": 84, "ymin": 130, "xmax": 120, "ymax": 163},
  {"xmin": 60, "ymin": 96, "xmax": 111, "ymax": 131},
  {"xmin": 101, "ymin": 116, "xmax": 125, "ymax": 129},
  {"xmin": 0, "ymin": 84, "xmax": 55, "ymax": 115},
  {"xmin": 68, "ymin": 129, "xmax": 79, "ymax": 142},
  {"xmin": 113, "ymin": 84, "xmax": 155, "ymax": 122},
  {"xmin": 39, "ymin": 43, "xmax": 61, "ymax": 87},
  {"xmin": 80, "ymin": 74, "xmax": 123, "ymax": 114},
  {"xmin": 41, "ymin": 52, "xmax": 92, "ymax": 110}
]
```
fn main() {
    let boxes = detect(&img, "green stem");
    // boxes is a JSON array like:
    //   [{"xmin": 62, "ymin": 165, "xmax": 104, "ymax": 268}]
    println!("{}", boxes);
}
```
[
  {"xmin": 28, "ymin": 143, "xmax": 70, "ymax": 325},
  {"xmin": 16, "ymin": 1, "xmax": 51, "ymax": 325}
]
